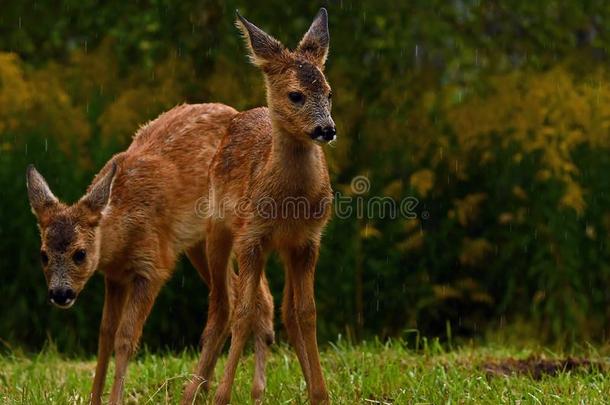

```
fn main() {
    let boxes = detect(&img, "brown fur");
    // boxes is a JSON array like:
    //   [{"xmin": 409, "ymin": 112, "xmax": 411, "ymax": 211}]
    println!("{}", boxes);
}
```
[
  {"xmin": 196, "ymin": 9, "xmax": 335, "ymax": 404},
  {"xmin": 26, "ymin": 103, "xmax": 274, "ymax": 404}
]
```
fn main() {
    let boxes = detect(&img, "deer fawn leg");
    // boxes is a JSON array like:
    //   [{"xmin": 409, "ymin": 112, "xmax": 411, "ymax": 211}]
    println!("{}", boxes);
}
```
[
  {"xmin": 182, "ymin": 224, "xmax": 233, "ymax": 404},
  {"xmin": 287, "ymin": 242, "xmax": 328, "ymax": 404},
  {"xmin": 214, "ymin": 240, "xmax": 266, "ymax": 405},
  {"xmin": 280, "ymin": 260, "xmax": 312, "ymax": 389},
  {"xmin": 108, "ymin": 275, "xmax": 164, "ymax": 405},
  {"xmin": 251, "ymin": 272, "xmax": 275, "ymax": 402},
  {"xmin": 90, "ymin": 278, "xmax": 127, "ymax": 405},
  {"xmin": 185, "ymin": 241, "xmax": 211, "ymax": 287},
  {"xmin": 183, "ymin": 236, "xmax": 274, "ymax": 404}
]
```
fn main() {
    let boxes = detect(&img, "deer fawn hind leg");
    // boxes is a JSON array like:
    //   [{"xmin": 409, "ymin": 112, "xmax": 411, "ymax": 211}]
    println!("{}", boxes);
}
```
[
  {"xmin": 185, "ymin": 242, "xmax": 211, "ymax": 287},
  {"xmin": 90, "ymin": 278, "xmax": 127, "ymax": 405},
  {"xmin": 251, "ymin": 272, "xmax": 275, "ymax": 402},
  {"xmin": 182, "ymin": 225, "xmax": 233, "ymax": 404},
  {"xmin": 214, "ymin": 238, "xmax": 267, "ymax": 405}
]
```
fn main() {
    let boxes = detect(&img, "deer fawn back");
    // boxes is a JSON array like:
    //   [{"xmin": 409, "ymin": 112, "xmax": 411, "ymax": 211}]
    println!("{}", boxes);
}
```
[
  {"xmin": 26, "ymin": 103, "xmax": 274, "ymax": 405},
  {"xmin": 199, "ymin": 8, "xmax": 335, "ymax": 404}
]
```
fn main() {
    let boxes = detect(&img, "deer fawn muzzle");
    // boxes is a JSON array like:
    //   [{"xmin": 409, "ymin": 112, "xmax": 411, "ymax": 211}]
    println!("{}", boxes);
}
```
[
  {"xmin": 200, "ymin": 8, "xmax": 335, "ymax": 404},
  {"xmin": 26, "ymin": 104, "xmax": 275, "ymax": 405}
]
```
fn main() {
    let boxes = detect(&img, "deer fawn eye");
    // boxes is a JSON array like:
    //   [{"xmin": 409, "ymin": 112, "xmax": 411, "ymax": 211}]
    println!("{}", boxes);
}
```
[
  {"xmin": 40, "ymin": 250, "xmax": 49, "ymax": 266},
  {"xmin": 288, "ymin": 91, "xmax": 305, "ymax": 104},
  {"xmin": 73, "ymin": 249, "xmax": 86, "ymax": 265}
]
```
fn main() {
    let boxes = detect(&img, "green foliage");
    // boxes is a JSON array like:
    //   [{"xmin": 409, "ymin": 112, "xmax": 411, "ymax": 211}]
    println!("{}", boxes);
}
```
[{"xmin": 2, "ymin": 0, "xmax": 610, "ymax": 353}]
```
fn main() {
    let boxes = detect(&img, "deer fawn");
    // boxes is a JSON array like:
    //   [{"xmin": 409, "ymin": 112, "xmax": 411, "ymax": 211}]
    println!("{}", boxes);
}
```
[
  {"xmin": 26, "ymin": 104, "xmax": 274, "ymax": 404},
  {"xmin": 199, "ymin": 8, "xmax": 336, "ymax": 404}
]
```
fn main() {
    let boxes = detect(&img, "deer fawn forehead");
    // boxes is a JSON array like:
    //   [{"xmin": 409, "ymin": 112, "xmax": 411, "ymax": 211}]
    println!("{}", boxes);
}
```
[
  {"xmin": 294, "ymin": 60, "xmax": 329, "ymax": 93},
  {"xmin": 45, "ymin": 215, "xmax": 76, "ymax": 253}
]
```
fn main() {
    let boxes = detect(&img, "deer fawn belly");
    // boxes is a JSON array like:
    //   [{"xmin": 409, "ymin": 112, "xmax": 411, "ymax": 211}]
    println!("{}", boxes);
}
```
[{"xmin": 171, "ymin": 205, "xmax": 207, "ymax": 251}]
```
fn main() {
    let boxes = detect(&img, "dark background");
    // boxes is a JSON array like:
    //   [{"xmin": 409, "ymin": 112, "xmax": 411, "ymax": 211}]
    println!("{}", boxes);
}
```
[{"xmin": 2, "ymin": 0, "xmax": 610, "ymax": 354}]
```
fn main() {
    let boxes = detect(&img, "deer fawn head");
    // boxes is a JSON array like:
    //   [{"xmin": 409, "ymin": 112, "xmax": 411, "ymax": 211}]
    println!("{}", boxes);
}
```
[
  {"xmin": 26, "ymin": 164, "xmax": 116, "ymax": 308},
  {"xmin": 237, "ymin": 8, "xmax": 336, "ymax": 144}
]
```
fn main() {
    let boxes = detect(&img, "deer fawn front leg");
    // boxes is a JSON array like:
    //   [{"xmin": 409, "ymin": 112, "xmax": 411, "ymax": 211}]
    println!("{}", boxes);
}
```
[
  {"xmin": 108, "ymin": 275, "xmax": 164, "ymax": 405},
  {"xmin": 214, "ymin": 240, "xmax": 266, "ymax": 405},
  {"xmin": 284, "ymin": 242, "xmax": 329, "ymax": 404},
  {"xmin": 90, "ymin": 278, "xmax": 127, "ymax": 405},
  {"xmin": 280, "ymin": 263, "xmax": 312, "ymax": 388}
]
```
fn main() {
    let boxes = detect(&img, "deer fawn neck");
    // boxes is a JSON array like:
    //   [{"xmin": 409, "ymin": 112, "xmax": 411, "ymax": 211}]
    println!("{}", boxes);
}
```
[
  {"xmin": 96, "ymin": 209, "xmax": 127, "ymax": 270},
  {"xmin": 268, "ymin": 126, "xmax": 324, "ymax": 189}
]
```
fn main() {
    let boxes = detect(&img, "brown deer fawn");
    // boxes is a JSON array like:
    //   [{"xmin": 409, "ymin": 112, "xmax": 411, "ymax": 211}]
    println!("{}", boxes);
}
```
[
  {"xmin": 26, "ymin": 103, "xmax": 274, "ymax": 405},
  {"xmin": 196, "ymin": 8, "xmax": 336, "ymax": 404}
]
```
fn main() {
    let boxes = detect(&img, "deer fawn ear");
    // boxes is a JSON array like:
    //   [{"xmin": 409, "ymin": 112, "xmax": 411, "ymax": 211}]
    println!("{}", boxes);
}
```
[
  {"xmin": 297, "ymin": 8, "xmax": 330, "ymax": 67},
  {"xmin": 236, "ymin": 10, "xmax": 285, "ymax": 67},
  {"xmin": 80, "ymin": 162, "xmax": 117, "ymax": 214},
  {"xmin": 26, "ymin": 165, "xmax": 59, "ymax": 221}
]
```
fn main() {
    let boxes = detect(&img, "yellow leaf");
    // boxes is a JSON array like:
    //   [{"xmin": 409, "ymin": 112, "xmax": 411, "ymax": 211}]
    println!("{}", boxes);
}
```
[
  {"xmin": 360, "ymin": 225, "xmax": 382, "ymax": 239},
  {"xmin": 459, "ymin": 238, "xmax": 493, "ymax": 267},
  {"xmin": 410, "ymin": 169, "xmax": 435, "ymax": 197}
]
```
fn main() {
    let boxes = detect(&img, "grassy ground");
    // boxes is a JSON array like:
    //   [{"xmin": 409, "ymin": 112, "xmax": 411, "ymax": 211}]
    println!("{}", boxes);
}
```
[{"xmin": 1, "ymin": 340, "xmax": 609, "ymax": 404}]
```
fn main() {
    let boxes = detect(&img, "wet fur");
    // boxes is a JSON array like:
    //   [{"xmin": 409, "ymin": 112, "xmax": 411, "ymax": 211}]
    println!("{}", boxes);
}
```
[
  {"xmin": 198, "ymin": 8, "xmax": 334, "ymax": 405},
  {"xmin": 27, "ymin": 103, "xmax": 274, "ymax": 405}
]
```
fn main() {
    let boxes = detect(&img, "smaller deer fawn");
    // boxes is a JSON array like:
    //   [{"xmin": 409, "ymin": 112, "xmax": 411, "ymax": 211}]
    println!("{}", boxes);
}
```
[
  {"xmin": 26, "ymin": 104, "xmax": 274, "ymax": 405},
  {"xmin": 199, "ymin": 8, "xmax": 336, "ymax": 404}
]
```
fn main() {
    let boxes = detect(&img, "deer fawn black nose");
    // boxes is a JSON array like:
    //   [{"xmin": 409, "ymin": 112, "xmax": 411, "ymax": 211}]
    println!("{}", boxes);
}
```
[
  {"xmin": 312, "ymin": 125, "xmax": 336, "ymax": 142},
  {"xmin": 49, "ymin": 287, "xmax": 76, "ymax": 306},
  {"xmin": 322, "ymin": 125, "xmax": 336, "ymax": 140}
]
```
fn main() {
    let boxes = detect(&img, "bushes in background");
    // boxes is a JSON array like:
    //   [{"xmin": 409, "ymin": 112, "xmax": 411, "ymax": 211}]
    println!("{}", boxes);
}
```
[{"xmin": 2, "ymin": 1, "xmax": 610, "ymax": 352}]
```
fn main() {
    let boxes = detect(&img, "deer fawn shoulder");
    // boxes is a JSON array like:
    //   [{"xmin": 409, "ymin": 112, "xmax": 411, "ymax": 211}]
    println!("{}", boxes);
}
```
[
  {"xmin": 26, "ymin": 104, "xmax": 274, "ymax": 405},
  {"xmin": 201, "ymin": 8, "xmax": 336, "ymax": 404}
]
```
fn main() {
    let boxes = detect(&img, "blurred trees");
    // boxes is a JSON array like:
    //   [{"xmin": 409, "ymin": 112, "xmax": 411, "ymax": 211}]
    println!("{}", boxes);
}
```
[{"xmin": 2, "ymin": 0, "xmax": 610, "ymax": 352}]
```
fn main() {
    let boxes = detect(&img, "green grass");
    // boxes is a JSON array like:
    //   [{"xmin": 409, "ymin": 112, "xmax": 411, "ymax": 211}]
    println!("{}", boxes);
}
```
[{"xmin": 1, "ymin": 340, "xmax": 609, "ymax": 404}]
